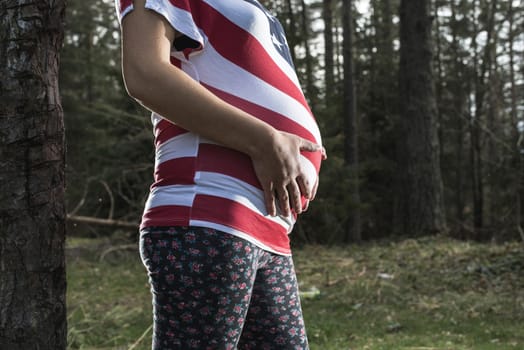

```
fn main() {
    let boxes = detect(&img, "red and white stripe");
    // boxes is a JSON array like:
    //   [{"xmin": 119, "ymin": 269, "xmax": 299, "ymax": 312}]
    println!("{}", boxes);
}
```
[{"xmin": 116, "ymin": 0, "xmax": 322, "ymax": 255}]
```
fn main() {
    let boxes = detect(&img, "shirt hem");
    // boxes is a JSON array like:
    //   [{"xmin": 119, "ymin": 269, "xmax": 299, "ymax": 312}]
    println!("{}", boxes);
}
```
[{"xmin": 140, "ymin": 218, "xmax": 292, "ymax": 256}]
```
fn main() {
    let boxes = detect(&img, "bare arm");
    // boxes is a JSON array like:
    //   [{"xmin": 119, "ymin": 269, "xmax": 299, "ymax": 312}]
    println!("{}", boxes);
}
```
[{"xmin": 120, "ymin": 0, "xmax": 320, "ymax": 216}]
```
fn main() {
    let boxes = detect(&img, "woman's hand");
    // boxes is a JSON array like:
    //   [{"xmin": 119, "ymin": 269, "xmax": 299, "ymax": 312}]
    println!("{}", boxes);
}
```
[{"xmin": 249, "ymin": 131, "xmax": 322, "ymax": 217}]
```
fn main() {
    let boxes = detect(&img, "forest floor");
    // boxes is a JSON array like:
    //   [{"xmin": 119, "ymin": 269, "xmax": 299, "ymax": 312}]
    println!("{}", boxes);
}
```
[{"xmin": 66, "ymin": 234, "xmax": 524, "ymax": 350}]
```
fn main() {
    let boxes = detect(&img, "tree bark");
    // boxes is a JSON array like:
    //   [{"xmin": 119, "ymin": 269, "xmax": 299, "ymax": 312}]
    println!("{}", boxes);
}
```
[
  {"xmin": 397, "ymin": 0, "xmax": 446, "ymax": 236},
  {"xmin": 342, "ymin": 0, "xmax": 361, "ymax": 242},
  {"xmin": 0, "ymin": 1, "xmax": 67, "ymax": 349}
]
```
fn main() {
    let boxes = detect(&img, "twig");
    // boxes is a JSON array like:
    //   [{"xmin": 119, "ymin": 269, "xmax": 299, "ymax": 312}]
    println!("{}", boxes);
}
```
[
  {"xmin": 69, "ymin": 177, "xmax": 94, "ymax": 216},
  {"xmin": 128, "ymin": 323, "xmax": 153, "ymax": 350},
  {"xmin": 325, "ymin": 276, "xmax": 350, "ymax": 287},
  {"xmin": 518, "ymin": 224, "xmax": 524, "ymax": 242},
  {"xmin": 99, "ymin": 179, "xmax": 115, "ymax": 220},
  {"xmin": 117, "ymin": 179, "xmax": 136, "ymax": 208},
  {"xmin": 99, "ymin": 244, "xmax": 137, "ymax": 262},
  {"xmin": 67, "ymin": 214, "xmax": 138, "ymax": 229}
]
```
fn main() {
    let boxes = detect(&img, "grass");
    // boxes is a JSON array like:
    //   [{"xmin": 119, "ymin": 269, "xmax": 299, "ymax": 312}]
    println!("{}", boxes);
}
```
[{"xmin": 66, "ymin": 235, "xmax": 524, "ymax": 349}]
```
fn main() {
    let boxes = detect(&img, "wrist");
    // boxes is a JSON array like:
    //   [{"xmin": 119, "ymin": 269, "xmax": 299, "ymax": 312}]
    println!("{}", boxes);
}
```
[{"xmin": 245, "ymin": 124, "xmax": 278, "ymax": 159}]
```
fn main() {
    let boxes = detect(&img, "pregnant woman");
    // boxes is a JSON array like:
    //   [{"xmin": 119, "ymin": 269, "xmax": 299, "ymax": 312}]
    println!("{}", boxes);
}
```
[{"xmin": 116, "ymin": 0, "xmax": 324, "ymax": 348}]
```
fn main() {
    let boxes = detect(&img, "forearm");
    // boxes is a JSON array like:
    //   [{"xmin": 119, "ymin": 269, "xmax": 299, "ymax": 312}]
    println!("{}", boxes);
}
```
[{"xmin": 123, "ymin": 60, "xmax": 275, "ymax": 159}]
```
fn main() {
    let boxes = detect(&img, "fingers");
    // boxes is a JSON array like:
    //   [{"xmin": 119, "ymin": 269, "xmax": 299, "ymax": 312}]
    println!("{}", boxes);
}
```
[
  {"xmin": 276, "ymin": 185, "xmax": 290, "ymax": 217},
  {"xmin": 263, "ymin": 182, "xmax": 276, "ymax": 217},
  {"xmin": 277, "ymin": 179, "xmax": 308, "ymax": 216},
  {"xmin": 321, "ymin": 146, "xmax": 327, "ymax": 160},
  {"xmin": 287, "ymin": 181, "xmax": 303, "ymax": 215},
  {"xmin": 298, "ymin": 138, "xmax": 322, "ymax": 153},
  {"xmin": 275, "ymin": 182, "xmax": 303, "ymax": 216},
  {"xmin": 297, "ymin": 137, "xmax": 326, "ymax": 162},
  {"xmin": 303, "ymin": 200, "xmax": 310, "ymax": 212},
  {"xmin": 265, "ymin": 180, "xmax": 305, "ymax": 217},
  {"xmin": 296, "ymin": 175, "xmax": 311, "ymax": 200},
  {"xmin": 310, "ymin": 177, "xmax": 319, "ymax": 201}
]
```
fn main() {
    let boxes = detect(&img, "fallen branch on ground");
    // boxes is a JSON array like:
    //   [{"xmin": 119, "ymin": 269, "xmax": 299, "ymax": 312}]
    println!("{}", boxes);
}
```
[{"xmin": 67, "ymin": 214, "xmax": 138, "ymax": 229}]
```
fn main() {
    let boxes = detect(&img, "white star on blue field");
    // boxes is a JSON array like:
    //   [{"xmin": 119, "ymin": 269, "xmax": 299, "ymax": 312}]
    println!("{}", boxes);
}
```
[{"xmin": 243, "ymin": 0, "xmax": 295, "ymax": 67}]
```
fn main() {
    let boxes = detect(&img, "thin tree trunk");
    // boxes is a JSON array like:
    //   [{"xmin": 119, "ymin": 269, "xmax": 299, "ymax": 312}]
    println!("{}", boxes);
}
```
[
  {"xmin": 484, "ymin": 0, "xmax": 501, "ymax": 230},
  {"xmin": 470, "ymin": 0, "xmax": 497, "ymax": 233},
  {"xmin": 0, "ymin": 1, "xmax": 67, "ymax": 349},
  {"xmin": 450, "ymin": 0, "xmax": 466, "ymax": 224},
  {"xmin": 380, "ymin": 0, "xmax": 394, "ymax": 117},
  {"xmin": 433, "ymin": 0, "xmax": 444, "ymax": 165},
  {"xmin": 470, "ymin": 0, "xmax": 481, "ymax": 231},
  {"xmin": 507, "ymin": 0, "xmax": 523, "ymax": 236},
  {"xmin": 323, "ymin": 0, "xmax": 335, "ymax": 104},
  {"xmin": 397, "ymin": 0, "xmax": 446, "ymax": 236},
  {"xmin": 299, "ymin": 0, "xmax": 317, "ymax": 113},
  {"xmin": 485, "ymin": 44, "xmax": 500, "ymax": 229},
  {"xmin": 342, "ymin": 0, "xmax": 361, "ymax": 242},
  {"xmin": 86, "ymin": 28, "xmax": 94, "ymax": 105},
  {"xmin": 284, "ymin": 0, "xmax": 298, "ymax": 63},
  {"xmin": 334, "ymin": 11, "xmax": 343, "ymax": 85}
]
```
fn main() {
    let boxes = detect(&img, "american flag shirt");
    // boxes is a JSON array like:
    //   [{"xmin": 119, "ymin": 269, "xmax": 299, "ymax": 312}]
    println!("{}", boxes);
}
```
[{"xmin": 116, "ymin": 0, "xmax": 322, "ymax": 255}]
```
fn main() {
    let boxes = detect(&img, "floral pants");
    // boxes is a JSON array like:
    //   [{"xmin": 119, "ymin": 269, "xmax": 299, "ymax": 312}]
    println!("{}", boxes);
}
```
[{"xmin": 139, "ymin": 226, "xmax": 309, "ymax": 350}]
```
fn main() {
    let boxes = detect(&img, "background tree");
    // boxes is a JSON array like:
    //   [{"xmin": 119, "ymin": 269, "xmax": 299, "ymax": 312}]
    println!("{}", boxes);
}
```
[
  {"xmin": 396, "ymin": 0, "xmax": 446, "ymax": 235},
  {"xmin": 507, "ymin": 0, "xmax": 524, "ymax": 239},
  {"xmin": 342, "ymin": 0, "xmax": 362, "ymax": 241},
  {"xmin": 0, "ymin": 1, "xmax": 67, "ymax": 349},
  {"xmin": 323, "ymin": 0, "xmax": 336, "ymax": 104}
]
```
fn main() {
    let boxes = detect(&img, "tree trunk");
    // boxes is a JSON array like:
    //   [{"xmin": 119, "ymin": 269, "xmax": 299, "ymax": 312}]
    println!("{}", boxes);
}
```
[
  {"xmin": 450, "ymin": 0, "xmax": 466, "ymax": 225},
  {"xmin": 379, "ymin": 0, "xmax": 394, "ymax": 117},
  {"xmin": 470, "ymin": 0, "xmax": 497, "ymax": 233},
  {"xmin": 433, "ymin": 0, "xmax": 444, "ymax": 166},
  {"xmin": 334, "ymin": 10, "xmax": 343, "ymax": 85},
  {"xmin": 299, "ymin": 0, "xmax": 317, "ymax": 113},
  {"xmin": 484, "ymin": 0, "xmax": 500, "ymax": 230},
  {"xmin": 507, "ymin": 0, "xmax": 523, "ymax": 237},
  {"xmin": 322, "ymin": 0, "xmax": 335, "ymax": 104},
  {"xmin": 284, "ymin": 0, "xmax": 298, "ymax": 64},
  {"xmin": 0, "ymin": 1, "xmax": 67, "ymax": 349},
  {"xmin": 342, "ymin": 0, "xmax": 361, "ymax": 242},
  {"xmin": 397, "ymin": 0, "xmax": 446, "ymax": 236},
  {"xmin": 370, "ymin": 0, "xmax": 395, "ymax": 118}
]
